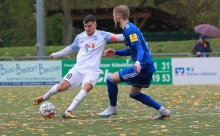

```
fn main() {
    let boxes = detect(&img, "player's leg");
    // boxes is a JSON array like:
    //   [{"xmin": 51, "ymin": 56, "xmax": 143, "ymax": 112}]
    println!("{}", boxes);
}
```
[
  {"xmin": 99, "ymin": 72, "xmax": 121, "ymax": 117},
  {"xmin": 33, "ymin": 69, "xmax": 83, "ymax": 105},
  {"xmin": 121, "ymin": 66, "xmax": 170, "ymax": 120},
  {"xmin": 64, "ymin": 71, "xmax": 100, "ymax": 118},
  {"xmin": 33, "ymin": 83, "xmax": 60, "ymax": 105},
  {"xmin": 129, "ymin": 85, "xmax": 170, "ymax": 119},
  {"xmin": 129, "ymin": 86, "xmax": 161, "ymax": 110}
]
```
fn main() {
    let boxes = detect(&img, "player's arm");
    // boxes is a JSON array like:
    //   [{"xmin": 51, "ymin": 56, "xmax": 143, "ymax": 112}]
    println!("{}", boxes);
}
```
[
  {"xmin": 100, "ymin": 31, "xmax": 124, "ymax": 42},
  {"xmin": 50, "ymin": 46, "xmax": 73, "ymax": 59},
  {"xmin": 50, "ymin": 35, "xmax": 79, "ymax": 59},
  {"xmin": 115, "ymin": 48, "xmax": 131, "ymax": 56},
  {"xmin": 104, "ymin": 48, "xmax": 130, "ymax": 57},
  {"xmin": 134, "ymin": 43, "xmax": 144, "ymax": 73},
  {"xmin": 110, "ymin": 34, "xmax": 124, "ymax": 42},
  {"xmin": 135, "ymin": 43, "xmax": 144, "ymax": 63},
  {"xmin": 128, "ymin": 32, "xmax": 143, "ymax": 73}
]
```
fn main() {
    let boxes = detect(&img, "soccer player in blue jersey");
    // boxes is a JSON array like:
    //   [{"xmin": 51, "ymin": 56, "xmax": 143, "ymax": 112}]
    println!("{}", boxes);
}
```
[
  {"xmin": 98, "ymin": 5, "xmax": 170, "ymax": 120},
  {"xmin": 33, "ymin": 15, "xmax": 124, "ymax": 118}
]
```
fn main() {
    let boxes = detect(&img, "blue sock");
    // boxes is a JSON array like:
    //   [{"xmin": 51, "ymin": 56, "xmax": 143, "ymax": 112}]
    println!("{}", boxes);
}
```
[
  {"xmin": 129, "ymin": 92, "xmax": 161, "ymax": 110},
  {"xmin": 106, "ymin": 76, "xmax": 118, "ymax": 106}
]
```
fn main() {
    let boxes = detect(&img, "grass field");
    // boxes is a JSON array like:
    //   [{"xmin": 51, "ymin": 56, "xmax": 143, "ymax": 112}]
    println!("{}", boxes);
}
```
[{"xmin": 1, "ymin": 85, "xmax": 220, "ymax": 136}]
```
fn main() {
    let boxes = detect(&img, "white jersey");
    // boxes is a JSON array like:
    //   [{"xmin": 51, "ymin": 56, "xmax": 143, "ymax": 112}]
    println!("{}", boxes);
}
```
[{"xmin": 70, "ymin": 30, "xmax": 113, "ymax": 73}]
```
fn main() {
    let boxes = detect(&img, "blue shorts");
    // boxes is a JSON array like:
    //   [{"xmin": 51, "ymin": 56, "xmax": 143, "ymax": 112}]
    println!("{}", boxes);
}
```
[{"xmin": 118, "ymin": 65, "xmax": 155, "ymax": 88}]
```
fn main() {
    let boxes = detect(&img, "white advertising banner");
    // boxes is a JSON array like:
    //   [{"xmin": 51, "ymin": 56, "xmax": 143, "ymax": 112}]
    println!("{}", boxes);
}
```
[
  {"xmin": 172, "ymin": 58, "xmax": 220, "ymax": 85},
  {"xmin": 0, "ymin": 61, "xmax": 62, "ymax": 86}
]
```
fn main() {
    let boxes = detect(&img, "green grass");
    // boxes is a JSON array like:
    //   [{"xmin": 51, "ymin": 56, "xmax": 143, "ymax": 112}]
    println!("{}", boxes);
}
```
[
  {"xmin": 1, "ymin": 85, "xmax": 220, "ymax": 135},
  {"xmin": 1, "ymin": 38, "xmax": 220, "ymax": 60}
]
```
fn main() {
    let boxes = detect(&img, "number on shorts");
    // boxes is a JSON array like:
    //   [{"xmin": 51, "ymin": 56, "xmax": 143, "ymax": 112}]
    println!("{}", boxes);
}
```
[{"xmin": 66, "ymin": 73, "xmax": 72, "ymax": 79}]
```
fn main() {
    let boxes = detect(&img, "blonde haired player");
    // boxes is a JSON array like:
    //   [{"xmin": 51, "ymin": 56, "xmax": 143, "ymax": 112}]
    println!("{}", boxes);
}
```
[
  {"xmin": 33, "ymin": 15, "xmax": 124, "ymax": 118},
  {"xmin": 98, "ymin": 5, "xmax": 170, "ymax": 120}
]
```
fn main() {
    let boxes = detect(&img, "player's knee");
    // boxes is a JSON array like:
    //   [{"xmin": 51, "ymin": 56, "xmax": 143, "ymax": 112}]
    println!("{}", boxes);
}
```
[
  {"xmin": 82, "ymin": 82, "xmax": 93, "ymax": 92},
  {"xmin": 129, "ymin": 92, "xmax": 140, "ymax": 99},
  {"xmin": 106, "ymin": 76, "xmax": 116, "ymax": 85},
  {"xmin": 57, "ymin": 81, "xmax": 71, "ymax": 92}
]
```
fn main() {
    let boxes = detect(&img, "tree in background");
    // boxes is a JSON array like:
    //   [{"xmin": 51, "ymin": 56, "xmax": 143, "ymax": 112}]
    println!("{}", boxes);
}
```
[
  {"xmin": 45, "ymin": 0, "xmax": 73, "ymax": 45},
  {"xmin": 158, "ymin": 0, "xmax": 220, "ymax": 30},
  {"xmin": 0, "ymin": 0, "xmax": 36, "ymax": 46},
  {"xmin": 61, "ymin": 0, "xmax": 72, "ymax": 45},
  {"xmin": 0, "ymin": 0, "xmax": 219, "ymax": 47}
]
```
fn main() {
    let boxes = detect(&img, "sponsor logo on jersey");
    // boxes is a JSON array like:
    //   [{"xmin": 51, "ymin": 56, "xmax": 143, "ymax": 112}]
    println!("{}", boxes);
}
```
[
  {"xmin": 129, "ymin": 34, "xmax": 138, "ymax": 42},
  {"xmin": 85, "ymin": 43, "xmax": 95, "ymax": 52}
]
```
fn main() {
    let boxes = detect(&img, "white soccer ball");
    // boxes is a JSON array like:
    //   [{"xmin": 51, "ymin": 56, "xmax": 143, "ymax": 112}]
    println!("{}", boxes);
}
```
[{"xmin": 39, "ymin": 102, "xmax": 56, "ymax": 118}]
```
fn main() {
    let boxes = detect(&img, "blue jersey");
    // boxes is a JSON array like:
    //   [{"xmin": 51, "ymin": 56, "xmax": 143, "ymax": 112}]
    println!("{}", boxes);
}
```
[{"xmin": 122, "ymin": 22, "xmax": 156, "ymax": 73}]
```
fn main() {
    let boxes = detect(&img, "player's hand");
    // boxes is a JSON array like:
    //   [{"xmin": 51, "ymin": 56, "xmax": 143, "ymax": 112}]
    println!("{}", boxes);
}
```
[
  {"xmin": 49, "ymin": 55, "xmax": 53, "ymax": 59},
  {"xmin": 197, "ymin": 52, "xmax": 201, "ymax": 55},
  {"xmin": 104, "ymin": 48, "xmax": 115, "ymax": 57},
  {"xmin": 134, "ymin": 61, "xmax": 141, "ymax": 73}
]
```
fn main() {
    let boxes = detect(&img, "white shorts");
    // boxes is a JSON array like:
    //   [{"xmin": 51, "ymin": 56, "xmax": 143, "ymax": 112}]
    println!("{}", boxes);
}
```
[{"xmin": 63, "ymin": 69, "xmax": 100, "ymax": 89}]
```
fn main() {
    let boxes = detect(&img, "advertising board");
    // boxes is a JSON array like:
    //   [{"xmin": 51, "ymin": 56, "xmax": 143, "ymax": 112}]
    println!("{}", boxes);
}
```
[
  {"xmin": 62, "ymin": 58, "xmax": 172, "ymax": 85},
  {"xmin": 0, "ymin": 61, "xmax": 61, "ymax": 86},
  {"xmin": 172, "ymin": 58, "xmax": 220, "ymax": 84}
]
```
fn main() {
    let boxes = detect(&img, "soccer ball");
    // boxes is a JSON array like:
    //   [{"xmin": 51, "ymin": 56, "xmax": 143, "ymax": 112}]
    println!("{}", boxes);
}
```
[{"xmin": 39, "ymin": 102, "xmax": 56, "ymax": 118}]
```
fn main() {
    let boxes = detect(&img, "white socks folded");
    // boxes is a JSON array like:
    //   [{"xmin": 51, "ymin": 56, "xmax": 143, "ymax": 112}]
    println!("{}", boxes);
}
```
[
  {"xmin": 43, "ymin": 84, "xmax": 59, "ymax": 100},
  {"xmin": 65, "ymin": 90, "xmax": 88, "ymax": 113}
]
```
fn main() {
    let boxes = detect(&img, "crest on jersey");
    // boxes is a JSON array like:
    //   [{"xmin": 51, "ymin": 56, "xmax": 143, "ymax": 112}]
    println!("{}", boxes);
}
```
[
  {"xmin": 93, "ymin": 36, "xmax": 99, "ymax": 40},
  {"xmin": 129, "ymin": 34, "xmax": 138, "ymax": 42},
  {"xmin": 125, "ymin": 24, "xmax": 129, "ymax": 29},
  {"xmin": 85, "ymin": 43, "xmax": 95, "ymax": 52}
]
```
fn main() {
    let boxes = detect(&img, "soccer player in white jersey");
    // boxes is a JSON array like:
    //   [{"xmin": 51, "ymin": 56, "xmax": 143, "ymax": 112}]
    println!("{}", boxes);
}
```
[
  {"xmin": 33, "ymin": 15, "xmax": 124, "ymax": 118},
  {"xmin": 98, "ymin": 5, "xmax": 170, "ymax": 120}
]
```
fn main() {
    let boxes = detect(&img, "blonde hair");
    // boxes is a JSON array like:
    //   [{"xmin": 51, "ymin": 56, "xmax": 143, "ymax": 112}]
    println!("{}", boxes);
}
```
[{"xmin": 113, "ymin": 5, "xmax": 130, "ymax": 19}]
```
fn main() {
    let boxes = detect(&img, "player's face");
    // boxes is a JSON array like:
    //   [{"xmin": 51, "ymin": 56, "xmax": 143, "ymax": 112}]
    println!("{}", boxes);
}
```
[
  {"xmin": 84, "ymin": 21, "xmax": 97, "ymax": 36},
  {"xmin": 113, "ymin": 11, "xmax": 120, "ymax": 27}
]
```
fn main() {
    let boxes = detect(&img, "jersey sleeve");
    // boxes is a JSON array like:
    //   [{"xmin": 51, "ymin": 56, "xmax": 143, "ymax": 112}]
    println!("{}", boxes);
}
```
[
  {"xmin": 99, "ymin": 31, "xmax": 115, "ymax": 42},
  {"xmin": 126, "ymin": 29, "xmax": 141, "ymax": 46},
  {"xmin": 100, "ymin": 31, "xmax": 124, "ymax": 42},
  {"xmin": 69, "ymin": 35, "xmax": 80, "ymax": 51}
]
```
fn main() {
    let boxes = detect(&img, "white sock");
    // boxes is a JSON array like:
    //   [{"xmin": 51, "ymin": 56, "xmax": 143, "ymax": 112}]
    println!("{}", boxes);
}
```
[
  {"xmin": 109, "ymin": 105, "xmax": 116, "ymax": 108},
  {"xmin": 65, "ymin": 90, "xmax": 88, "ymax": 113},
  {"xmin": 158, "ymin": 106, "xmax": 165, "ymax": 112},
  {"xmin": 43, "ymin": 84, "xmax": 59, "ymax": 100}
]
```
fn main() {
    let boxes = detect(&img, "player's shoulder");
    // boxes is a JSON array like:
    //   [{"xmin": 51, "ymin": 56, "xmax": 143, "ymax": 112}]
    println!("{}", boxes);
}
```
[
  {"xmin": 96, "ymin": 30, "xmax": 113, "ymax": 38},
  {"xmin": 78, "ymin": 31, "xmax": 86, "ymax": 36},
  {"xmin": 125, "ymin": 22, "xmax": 137, "ymax": 29},
  {"xmin": 96, "ymin": 30, "xmax": 110, "ymax": 35},
  {"xmin": 124, "ymin": 22, "xmax": 138, "ymax": 33},
  {"xmin": 95, "ymin": 30, "xmax": 104, "ymax": 35}
]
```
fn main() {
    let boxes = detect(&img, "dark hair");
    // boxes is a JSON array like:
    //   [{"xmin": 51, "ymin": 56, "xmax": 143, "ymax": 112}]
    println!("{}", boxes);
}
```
[{"xmin": 83, "ymin": 15, "xmax": 96, "ymax": 23}]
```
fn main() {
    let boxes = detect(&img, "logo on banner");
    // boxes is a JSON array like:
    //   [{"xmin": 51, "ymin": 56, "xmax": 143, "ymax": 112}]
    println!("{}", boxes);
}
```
[
  {"xmin": 175, "ymin": 66, "xmax": 217, "ymax": 76},
  {"xmin": 175, "ymin": 67, "xmax": 184, "ymax": 76},
  {"xmin": 186, "ymin": 67, "xmax": 194, "ymax": 72}
]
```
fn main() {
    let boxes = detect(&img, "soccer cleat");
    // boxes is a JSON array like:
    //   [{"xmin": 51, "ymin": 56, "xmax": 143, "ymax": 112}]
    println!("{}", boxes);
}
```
[
  {"xmin": 98, "ymin": 106, "xmax": 117, "ymax": 117},
  {"xmin": 63, "ymin": 111, "xmax": 77, "ymax": 119},
  {"xmin": 153, "ymin": 109, "xmax": 170, "ymax": 120},
  {"xmin": 33, "ymin": 96, "xmax": 47, "ymax": 105}
]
